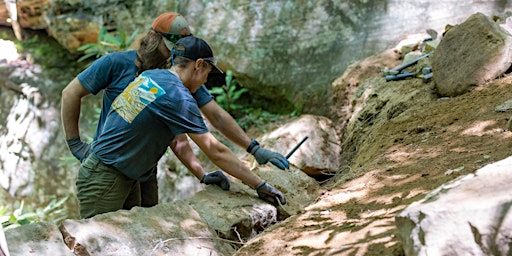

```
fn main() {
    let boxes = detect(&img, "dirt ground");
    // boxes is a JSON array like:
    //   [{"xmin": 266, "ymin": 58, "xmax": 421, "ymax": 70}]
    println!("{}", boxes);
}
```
[{"xmin": 235, "ymin": 48, "xmax": 512, "ymax": 255}]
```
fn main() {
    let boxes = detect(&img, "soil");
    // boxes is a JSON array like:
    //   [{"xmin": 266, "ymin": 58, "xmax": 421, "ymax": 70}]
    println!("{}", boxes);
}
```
[{"xmin": 235, "ymin": 48, "xmax": 512, "ymax": 255}]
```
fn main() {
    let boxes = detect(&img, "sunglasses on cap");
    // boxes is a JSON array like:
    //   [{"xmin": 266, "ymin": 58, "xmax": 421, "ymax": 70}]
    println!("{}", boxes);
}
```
[
  {"xmin": 202, "ymin": 56, "xmax": 218, "ymax": 66},
  {"xmin": 158, "ymin": 32, "xmax": 191, "ymax": 43}
]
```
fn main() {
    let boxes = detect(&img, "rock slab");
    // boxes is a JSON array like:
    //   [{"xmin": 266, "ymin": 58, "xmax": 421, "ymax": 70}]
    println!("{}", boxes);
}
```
[{"xmin": 396, "ymin": 155, "xmax": 512, "ymax": 256}]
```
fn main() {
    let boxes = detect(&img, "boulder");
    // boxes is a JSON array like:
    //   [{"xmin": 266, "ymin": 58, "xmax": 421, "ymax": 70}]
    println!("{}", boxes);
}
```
[
  {"xmin": 5, "ymin": 222, "xmax": 72, "ymax": 256},
  {"xmin": 5, "ymin": 163, "xmax": 319, "ymax": 255},
  {"xmin": 396, "ymin": 156, "xmax": 512, "ymax": 256},
  {"xmin": 257, "ymin": 114, "xmax": 341, "ymax": 178},
  {"xmin": 59, "ymin": 200, "xmax": 235, "ymax": 256},
  {"xmin": 432, "ymin": 12, "xmax": 512, "ymax": 97}
]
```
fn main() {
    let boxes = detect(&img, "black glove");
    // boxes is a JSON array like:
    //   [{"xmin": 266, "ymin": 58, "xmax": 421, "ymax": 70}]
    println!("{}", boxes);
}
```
[
  {"xmin": 247, "ymin": 139, "xmax": 289, "ymax": 170},
  {"xmin": 255, "ymin": 180, "xmax": 286, "ymax": 205},
  {"xmin": 200, "ymin": 170, "xmax": 230, "ymax": 190},
  {"xmin": 66, "ymin": 136, "xmax": 92, "ymax": 162}
]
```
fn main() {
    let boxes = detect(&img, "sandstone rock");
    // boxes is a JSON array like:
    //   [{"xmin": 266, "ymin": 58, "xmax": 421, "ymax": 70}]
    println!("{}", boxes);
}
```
[
  {"xmin": 59, "ymin": 201, "xmax": 235, "ymax": 256},
  {"xmin": 257, "ymin": 114, "xmax": 341, "ymax": 178},
  {"xmin": 432, "ymin": 12, "xmax": 512, "ymax": 97},
  {"xmin": 5, "ymin": 162, "xmax": 318, "ymax": 255},
  {"xmin": 189, "ymin": 163, "xmax": 319, "ymax": 241},
  {"xmin": 5, "ymin": 222, "xmax": 72, "ymax": 256},
  {"xmin": 396, "ymin": 156, "xmax": 512, "ymax": 256}
]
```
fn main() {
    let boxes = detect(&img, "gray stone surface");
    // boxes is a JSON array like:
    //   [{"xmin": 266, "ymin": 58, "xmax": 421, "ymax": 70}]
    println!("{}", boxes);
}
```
[
  {"xmin": 396, "ymin": 156, "xmax": 512, "ymax": 256},
  {"xmin": 60, "ymin": 200, "xmax": 235, "ymax": 256},
  {"xmin": 259, "ymin": 114, "xmax": 341, "ymax": 177},
  {"xmin": 5, "ymin": 222, "xmax": 73, "ymax": 256},
  {"xmin": 432, "ymin": 12, "xmax": 512, "ymax": 97}
]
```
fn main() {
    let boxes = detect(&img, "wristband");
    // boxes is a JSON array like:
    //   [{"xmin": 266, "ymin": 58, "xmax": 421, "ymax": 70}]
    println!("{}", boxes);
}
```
[
  {"xmin": 247, "ymin": 139, "xmax": 260, "ymax": 153},
  {"xmin": 255, "ymin": 180, "xmax": 266, "ymax": 190}
]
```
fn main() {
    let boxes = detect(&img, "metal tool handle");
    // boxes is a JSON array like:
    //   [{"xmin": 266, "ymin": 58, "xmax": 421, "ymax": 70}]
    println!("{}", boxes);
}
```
[{"xmin": 285, "ymin": 136, "xmax": 309, "ymax": 159}]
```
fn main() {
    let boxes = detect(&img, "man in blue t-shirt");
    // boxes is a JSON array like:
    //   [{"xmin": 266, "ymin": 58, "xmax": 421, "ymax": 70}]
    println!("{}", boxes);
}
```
[
  {"xmin": 75, "ymin": 36, "xmax": 286, "ymax": 218},
  {"xmin": 61, "ymin": 12, "xmax": 289, "ymax": 217}
]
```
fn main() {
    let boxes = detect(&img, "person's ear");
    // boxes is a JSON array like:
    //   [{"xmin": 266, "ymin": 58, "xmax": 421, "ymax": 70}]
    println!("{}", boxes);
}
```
[{"xmin": 195, "ymin": 59, "xmax": 204, "ymax": 70}]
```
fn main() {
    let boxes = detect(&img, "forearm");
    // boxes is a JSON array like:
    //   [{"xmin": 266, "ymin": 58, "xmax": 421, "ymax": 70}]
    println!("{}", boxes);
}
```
[
  {"xmin": 189, "ymin": 132, "xmax": 262, "ymax": 188},
  {"xmin": 213, "ymin": 112, "xmax": 251, "ymax": 148},
  {"xmin": 201, "ymin": 101, "xmax": 252, "ymax": 149},
  {"xmin": 170, "ymin": 135, "xmax": 206, "ymax": 179},
  {"xmin": 61, "ymin": 77, "xmax": 89, "ymax": 139}
]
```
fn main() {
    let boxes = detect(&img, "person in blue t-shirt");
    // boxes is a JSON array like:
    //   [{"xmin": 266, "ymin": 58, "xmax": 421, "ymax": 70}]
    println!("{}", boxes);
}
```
[
  {"xmin": 75, "ymin": 36, "xmax": 286, "ymax": 218},
  {"xmin": 61, "ymin": 12, "xmax": 289, "ymax": 218}
]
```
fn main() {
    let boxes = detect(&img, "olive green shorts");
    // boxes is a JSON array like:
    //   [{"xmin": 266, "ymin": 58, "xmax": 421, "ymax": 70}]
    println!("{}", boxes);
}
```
[{"xmin": 76, "ymin": 155, "xmax": 140, "ymax": 219}]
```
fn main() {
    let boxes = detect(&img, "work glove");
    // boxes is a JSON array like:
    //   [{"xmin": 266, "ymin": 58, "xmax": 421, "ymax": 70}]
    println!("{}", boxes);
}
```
[
  {"xmin": 66, "ymin": 136, "xmax": 92, "ymax": 163},
  {"xmin": 200, "ymin": 170, "xmax": 230, "ymax": 190},
  {"xmin": 255, "ymin": 180, "xmax": 286, "ymax": 205},
  {"xmin": 247, "ymin": 139, "xmax": 289, "ymax": 170}
]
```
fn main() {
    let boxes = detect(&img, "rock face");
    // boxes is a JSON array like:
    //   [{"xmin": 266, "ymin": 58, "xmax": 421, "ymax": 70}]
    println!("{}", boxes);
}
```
[
  {"xmin": 3, "ymin": 1, "xmax": 512, "ymax": 116},
  {"xmin": 395, "ymin": 155, "xmax": 512, "ymax": 256},
  {"xmin": 0, "ymin": 0, "xmax": 48, "ymax": 29},
  {"xmin": 432, "ymin": 12, "xmax": 512, "ymax": 97}
]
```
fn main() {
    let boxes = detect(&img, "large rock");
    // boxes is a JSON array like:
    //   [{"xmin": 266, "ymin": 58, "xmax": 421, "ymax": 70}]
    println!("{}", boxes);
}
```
[
  {"xmin": 258, "ymin": 114, "xmax": 341, "ymax": 178},
  {"xmin": 5, "ymin": 158, "xmax": 319, "ymax": 255},
  {"xmin": 0, "ymin": 0, "xmax": 48, "ymax": 29},
  {"xmin": 395, "ymin": 156, "xmax": 512, "ymax": 256},
  {"xmin": 4, "ymin": 1, "xmax": 512, "ymax": 115},
  {"xmin": 189, "ymin": 163, "xmax": 319, "ymax": 242},
  {"xmin": 59, "ymin": 201, "xmax": 235, "ymax": 256},
  {"xmin": 182, "ymin": 1, "xmax": 512, "ymax": 115},
  {"xmin": 5, "ymin": 222, "xmax": 72, "ymax": 256},
  {"xmin": 432, "ymin": 12, "xmax": 512, "ymax": 97}
]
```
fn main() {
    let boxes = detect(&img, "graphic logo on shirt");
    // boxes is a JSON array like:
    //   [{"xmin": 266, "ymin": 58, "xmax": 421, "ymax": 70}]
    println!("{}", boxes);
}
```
[{"xmin": 112, "ymin": 73, "xmax": 165, "ymax": 123}]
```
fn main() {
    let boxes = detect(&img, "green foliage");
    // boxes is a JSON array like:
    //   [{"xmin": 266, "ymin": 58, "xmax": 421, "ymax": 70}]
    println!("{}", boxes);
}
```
[
  {"xmin": 0, "ymin": 196, "xmax": 69, "ymax": 230},
  {"xmin": 209, "ymin": 70, "xmax": 248, "ymax": 113},
  {"xmin": 77, "ymin": 27, "xmax": 139, "ymax": 62},
  {"xmin": 208, "ymin": 70, "xmax": 291, "ymax": 131},
  {"xmin": 237, "ymin": 108, "xmax": 283, "ymax": 132}
]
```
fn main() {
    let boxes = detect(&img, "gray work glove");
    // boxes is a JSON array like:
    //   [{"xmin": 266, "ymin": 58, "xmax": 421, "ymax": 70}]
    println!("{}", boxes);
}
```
[
  {"xmin": 66, "ymin": 136, "xmax": 92, "ymax": 163},
  {"xmin": 247, "ymin": 139, "xmax": 289, "ymax": 170},
  {"xmin": 255, "ymin": 180, "xmax": 286, "ymax": 205},
  {"xmin": 200, "ymin": 170, "xmax": 230, "ymax": 190}
]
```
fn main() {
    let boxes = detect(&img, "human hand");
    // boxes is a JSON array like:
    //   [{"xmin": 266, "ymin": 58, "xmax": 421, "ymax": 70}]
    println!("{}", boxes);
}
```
[
  {"xmin": 66, "ymin": 136, "xmax": 92, "ymax": 162},
  {"xmin": 255, "ymin": 181, "xmax": 286, "ymax": 205},
  {"xmin": 200, "ymin": 170, "xmax": 230, "ymax": 190},
  {"xmin": 247, "ymin": 139, "xmax": 289, "ymax": 170}
]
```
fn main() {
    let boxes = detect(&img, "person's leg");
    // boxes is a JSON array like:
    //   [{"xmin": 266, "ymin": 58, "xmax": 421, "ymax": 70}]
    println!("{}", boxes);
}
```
[
  {"xmin": 76, "ymin": 155, "xmax": 139, "ymax": 219},
  {"xmin": 123, "ymin": 181, "xmax": 141, "ymax": 210},
  {"xmin": 140, "ymin": 167, "xmax": 158, "ymax": 207}
]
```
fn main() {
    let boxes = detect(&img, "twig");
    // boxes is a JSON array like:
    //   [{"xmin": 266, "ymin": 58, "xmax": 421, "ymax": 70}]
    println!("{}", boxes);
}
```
[
  {"xmin": 151, "ymin": 236, "xmax": 245, "ymax": 254},
  {"xmin": 233, "ymin": 226, "xmax": 244, "ymax": 244}
]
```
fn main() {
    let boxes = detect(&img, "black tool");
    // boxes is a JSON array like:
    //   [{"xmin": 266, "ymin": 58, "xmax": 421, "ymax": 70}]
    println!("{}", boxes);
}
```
[
  {"xmin": 385, "ymin": 67, "xmax": 433, "ymax": 82},
  {"xmin": 382, "ymin": 51, "xmax": 434, "ymax": 76},
  {"xmin": 285, "ymin": 136, "xmax": 309, "ymax": 159}
]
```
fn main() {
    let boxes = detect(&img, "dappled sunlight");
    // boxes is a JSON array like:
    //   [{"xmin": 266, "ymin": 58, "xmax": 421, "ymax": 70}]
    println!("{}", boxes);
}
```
[
  {"xmin": 384, "ymin": 143, "xmax": 441, "ymax": 165},
  {"xmin": 461, "ymin": 120, "xmax": 512, "ymax": 137},
  {"xmin": 279, "ymin": 212, "xmax": 399, "ymax": 255}
]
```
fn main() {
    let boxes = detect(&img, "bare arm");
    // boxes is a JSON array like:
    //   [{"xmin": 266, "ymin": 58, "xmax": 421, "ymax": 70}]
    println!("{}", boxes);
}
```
[
  {"xmin": 61, "ymin": 77, "xmax": 91, "ymax": 139},
  {"xmin": 188, "ymin": 132, "xmax": 262, "ymax": 188},
  {"xmin": 169, "ymin": 134, "xmax": 206, "ymax": 179},
  {"xmin": 199, "ymin": 100, "xmax": 290, "ymax": 170},
  {"xmin": 200, "ymin": 100, "xmax": 251, "ymax": 149}
]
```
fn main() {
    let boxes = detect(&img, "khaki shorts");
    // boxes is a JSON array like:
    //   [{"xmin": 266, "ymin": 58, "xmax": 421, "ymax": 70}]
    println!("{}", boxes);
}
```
[{"xmin": 76, "ymin": 155, "xmax": 140, "ymax": 219}]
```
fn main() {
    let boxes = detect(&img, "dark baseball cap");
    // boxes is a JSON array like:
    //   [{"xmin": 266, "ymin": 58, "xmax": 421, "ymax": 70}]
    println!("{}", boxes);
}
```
[{"xmin": 172, "ymin": 36, "xmax": 223, "ymax": 73}]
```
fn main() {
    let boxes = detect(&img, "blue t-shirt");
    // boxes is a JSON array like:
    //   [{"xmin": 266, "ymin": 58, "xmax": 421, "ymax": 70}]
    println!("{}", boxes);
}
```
[
  {"xmin": 77, "ymin": 50, "xmax": 214, "ymax": 141},
  {"xmin": 92, "ymin": 70, "xmax": 209, "ymax": 181}
]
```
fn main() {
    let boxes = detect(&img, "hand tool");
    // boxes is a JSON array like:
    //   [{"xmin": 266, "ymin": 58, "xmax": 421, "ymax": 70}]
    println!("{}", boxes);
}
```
[{"xmin": 285, "ymin": 136, "xmax": 309, "ymax": 159}]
